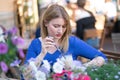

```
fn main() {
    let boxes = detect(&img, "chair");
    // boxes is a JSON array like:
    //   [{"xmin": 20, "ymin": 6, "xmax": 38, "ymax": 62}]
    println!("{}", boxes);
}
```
[
  {"xmin": 84, "ymin": 29, "xmax": 103, "ymax": 48},
  {"xmin": 84, "ymin": 29, "xmax": 103, "ymax": 40},
  {"xmin": 111, "ymin": 33, "xmax": 120, "ymax": 52}
]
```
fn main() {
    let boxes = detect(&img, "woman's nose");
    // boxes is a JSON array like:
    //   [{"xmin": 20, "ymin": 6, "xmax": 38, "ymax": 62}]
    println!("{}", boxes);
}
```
[{"xmin": 57, "ymin": 27, "xmax": 63, "ymax": 33}]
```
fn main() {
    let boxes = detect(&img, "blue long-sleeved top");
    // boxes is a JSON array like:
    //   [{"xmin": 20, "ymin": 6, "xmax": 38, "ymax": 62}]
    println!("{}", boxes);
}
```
[{"xmin": 25, "ymin": 35, "xmax": 107, "ymax": 65}]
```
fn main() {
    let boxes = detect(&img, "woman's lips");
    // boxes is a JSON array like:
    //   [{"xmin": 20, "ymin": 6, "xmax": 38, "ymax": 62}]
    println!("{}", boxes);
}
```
[{"xmin": 56, "ymin": 34, "xmax": 62, "ymax": 37}]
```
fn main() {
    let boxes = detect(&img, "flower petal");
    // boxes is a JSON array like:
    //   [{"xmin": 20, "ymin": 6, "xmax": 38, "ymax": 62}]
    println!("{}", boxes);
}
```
[{"xmin": 0, "ymin": 61, "xmax": 8, "ymax": 73}]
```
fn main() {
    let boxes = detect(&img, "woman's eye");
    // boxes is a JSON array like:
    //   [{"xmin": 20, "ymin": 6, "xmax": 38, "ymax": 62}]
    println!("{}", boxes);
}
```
[
  {"xmin": 53, "ymin": 24, "xmax": 66, "ymax": 28},
  {"xmin": 54, "ymin": 25, "xmax": 59, "ymax": 28},
  {"xmin": 62, "ymin": 26, "xmax": 66, "ymax": 28}
]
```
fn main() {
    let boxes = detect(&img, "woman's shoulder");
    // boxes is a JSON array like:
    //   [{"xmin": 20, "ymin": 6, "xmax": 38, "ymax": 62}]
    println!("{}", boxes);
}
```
[
  {"xmin": 31, "ymin": 38, "xmax": 40, "ymax": 42},
  {"xmin": 30, "ymin": 37, "xmax": 41, "ymax": 45},
  {"xmin": 69, "ymin": 35, "xmax": 87, "ymax": 44},
  {"xmin": 69, "ymin": 35, "xmax": 82, "ymax": 42}
]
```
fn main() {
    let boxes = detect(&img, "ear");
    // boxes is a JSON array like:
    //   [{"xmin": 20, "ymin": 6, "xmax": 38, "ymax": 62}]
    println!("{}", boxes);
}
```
[{"xmin": 44, "ymin": 20, "xmax": 48, "ymax": 27}]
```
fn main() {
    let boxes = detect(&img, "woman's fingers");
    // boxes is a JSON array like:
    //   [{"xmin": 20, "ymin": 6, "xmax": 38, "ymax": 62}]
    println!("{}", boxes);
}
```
[
  {"xmin": 44, "ymin": 41, "xmax": 55, "ymax": 45},
  {"xmin": 43, "ymin": 37, "xmax": 55, "ymax": 48},
  {"xmin": 45, "ymin": 36, "xmax": 54, "ymax": 42},
  {"xmin": 20, "ymin": 64, "xmax": 34, "ymax": 79},
  {"xmin": 42, "ymin": 36, "xmax": 57, "ymax": 54}
]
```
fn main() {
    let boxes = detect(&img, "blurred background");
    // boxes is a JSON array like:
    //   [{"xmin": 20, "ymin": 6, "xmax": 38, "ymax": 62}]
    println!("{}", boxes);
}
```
[{"xmin": 0, "ymin": 0, "xmax": 120, "ymax": 52}]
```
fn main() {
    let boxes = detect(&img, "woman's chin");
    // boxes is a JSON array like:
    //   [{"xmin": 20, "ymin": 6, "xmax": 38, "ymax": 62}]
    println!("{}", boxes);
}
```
[{"xmin": 54, "ymin": 37, "xmax": 61, "ymax": 40}]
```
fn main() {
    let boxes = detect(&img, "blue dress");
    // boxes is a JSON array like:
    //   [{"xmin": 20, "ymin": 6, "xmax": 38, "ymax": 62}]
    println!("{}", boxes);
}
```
[{"xmin": 25, "ymin": 35, "xmax": 107, "ymax": 65}]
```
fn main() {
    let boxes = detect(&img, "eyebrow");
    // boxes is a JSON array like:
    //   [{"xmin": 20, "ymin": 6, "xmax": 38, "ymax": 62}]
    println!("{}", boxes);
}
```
[{"xmin": 53, "ymin": 24, "xmax": 65, "ymax": 26}]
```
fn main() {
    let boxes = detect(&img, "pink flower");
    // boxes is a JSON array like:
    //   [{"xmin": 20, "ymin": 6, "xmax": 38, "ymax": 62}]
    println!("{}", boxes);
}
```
[
  {"xmin": 9, "ymin": 27, "xmax": 18, "ymax": 35},
  {"xmin": 0, "ymin": 61, "xmax": 8, "ymax": 73},
  {"xmin": 52, "ymin": 70, "xmax": 72, "ymax": 80},
  {"xmin": 12, "ymin": 37, "xmax": 24, "ymax": 46},
  {"xmin": 75, "ymin": 74, "xmax": 91, "ymax": 80},
  {"xmin": 18, "ymin": 49, "xmax": 25, "ymax": 58},
  {"xmin": 10, "ymin": 59, "xmax": 21, "ymax": 67},
  {"xmin": 0, "ymin": 43, "xmax": 8, "ymax": 54}
]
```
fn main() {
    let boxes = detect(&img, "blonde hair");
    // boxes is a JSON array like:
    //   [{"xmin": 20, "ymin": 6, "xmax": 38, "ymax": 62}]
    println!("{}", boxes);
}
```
[{"xmin": 40, "ymin": 4, "xmax": 71, "ymax": 52}]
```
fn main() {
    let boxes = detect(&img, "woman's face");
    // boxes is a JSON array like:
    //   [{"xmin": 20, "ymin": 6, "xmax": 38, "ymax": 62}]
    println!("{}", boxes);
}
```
[{"xmin": 45, "ymin": 17, "xmax": 66, "ymax": 40}]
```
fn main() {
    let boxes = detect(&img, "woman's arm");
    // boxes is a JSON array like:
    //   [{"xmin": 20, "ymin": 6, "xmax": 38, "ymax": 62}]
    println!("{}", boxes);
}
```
[
  {"xmin": 72, "ymin": 36, "xmax": 107, "ymax": 66},
  {"xmin": 83, "ymin": 56, "xmax": 105, "ymax": 67},
  {"xmin": 21, "ymin": 38, "xmax": 47, "ymax": 79},
  {"xmin": 21, "ymin": 37, "xmax": 57, "ymax": 79},
  {"xmin": 25, "ymin": 39, "xmax": 41, "ymax": 63}
]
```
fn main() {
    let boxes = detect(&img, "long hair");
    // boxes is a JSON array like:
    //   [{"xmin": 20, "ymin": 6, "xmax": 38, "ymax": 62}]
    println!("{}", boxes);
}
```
[{"xmin": 40, "ymin": 4, "xmax": 71, "ymax": 52}]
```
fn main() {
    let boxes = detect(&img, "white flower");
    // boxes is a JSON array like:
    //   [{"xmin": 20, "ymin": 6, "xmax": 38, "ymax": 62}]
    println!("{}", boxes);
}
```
[
  {"xmin": 29, "ymin": 61, "xmax": 46, "ymax": 80},
  {"xmin": 60, "ymin": 55, "xmax": 73, "ymax": 69},
  {"xmin": 61, "ymin": 55, "xmax": 73, "ymax": 62},
  {"xmin": 42, "ymin": 60, "xmax": 51, "ymax": 71},
  {"xmin": 53, "ymin": 60, "xmax": 64, "ymax": 73},
  {"xmin": 95, "ymin": 78, "xmax": 99, "ymax": 80},
  {"xmin": 118, "ymin": 71, "xmax": 120, "ymax": 75},
  {"xmin": 114, "ymin": 75, "xmax": 119, "ymax": 79},
  {"xmin": 0, "ymin": 27, "xmax": 5, "ymax": 42},
  {"xmin": 29, "ymin": 61, "xmax": 37, "ymax": 72},
  {"xmin": 35, "ymin": 70, "xmax": 46, "ymax": 80},
  {"xmin": 71, "ymin": 60, "xmax": 82, "ymax": 69}
]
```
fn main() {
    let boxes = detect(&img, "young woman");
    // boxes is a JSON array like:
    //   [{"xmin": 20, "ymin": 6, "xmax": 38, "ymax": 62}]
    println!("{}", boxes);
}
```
[{"xmin": 25, "ymin": 4, "xmax": 107, "ymax": 67}]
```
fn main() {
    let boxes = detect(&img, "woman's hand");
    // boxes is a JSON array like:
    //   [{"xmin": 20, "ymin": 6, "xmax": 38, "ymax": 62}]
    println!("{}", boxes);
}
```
[
  {"xmin": 83, "ymin": 56, "xmax": 105, "ymax": 67},
  {"xmin": 20, "ymin": 63, "xmax": 34, "ymax": 79},
  {"xmin": 41, "ymin": 36, "xmax": 57, "ymax": 54},
  {"xmin": 20, "ymin": 36, "xmax": 58, "ymax": 79}
]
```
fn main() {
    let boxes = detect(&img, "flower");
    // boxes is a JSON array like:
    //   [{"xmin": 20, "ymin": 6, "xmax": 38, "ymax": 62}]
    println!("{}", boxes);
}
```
[
  {"xmin": 10, "ymin": 59, "xmax": 22, "ymax": 67},
  {"xmin": 53, "ymin": 59, "xmax": 64, "ymax": 73},
  {"xmin": 21, "ymin": 55, "xmax": 91, "ymax": 80},
  {"xmin": 0, "ymin": 26, "xmax": 6, "ymax": 42},
  {"xmin": 42, "ymin": 60, "xmax": 51, "ymax": 72},
  {"xmin": 35, "ymin": 70, "xmax": 46, "ymax": 80},
  {"xmin": 0, "ymin": 43, "xmax": 8, "ymax": 54},
  {"xmin": 0, "ymin": 61, "xmax": 8, "ymax": 73},
  {"xmin": 20, "ymin": 55, "xmax": 120, "ymax": 80},
  {"xmin": 0, "ymin": 27, "xmax": 25, "ymax": 73},
  {"xmin": 51, "ymin": 55, "xmax": 88, "ymax": 80},
  {"xmin": 86, "ymin": 59, "xmax": 120, "ymax": 80}
]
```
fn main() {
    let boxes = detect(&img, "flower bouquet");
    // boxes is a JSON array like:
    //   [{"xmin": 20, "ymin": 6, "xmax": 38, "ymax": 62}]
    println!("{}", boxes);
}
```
[
  {"xmin": 20, "ymin": 55, "xmax": 91, "ymax": 80},
  {"xmin": 20, "ymin": 52, "xmax": 120, "ymax": 80},
  {"xmin": 0, "ymin": 27, "xmax": 25, "ymax": 78}
]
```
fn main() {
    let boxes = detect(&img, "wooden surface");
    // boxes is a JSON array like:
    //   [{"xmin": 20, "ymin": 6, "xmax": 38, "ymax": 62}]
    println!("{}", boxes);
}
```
[
  {"xmin": 101, "ymin": 49, "xmax": 120, "ymax": 60},
  {"xmin": 84, "ymin": 29, "xmax": 103, "ymax": 40},
  {"xmin": 111, "ymin": 33, "xmax": 120, "ymax": 52},
  {"xmin": 0, "ymin": 0, "xmax": 15, "ymax": 12}
]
